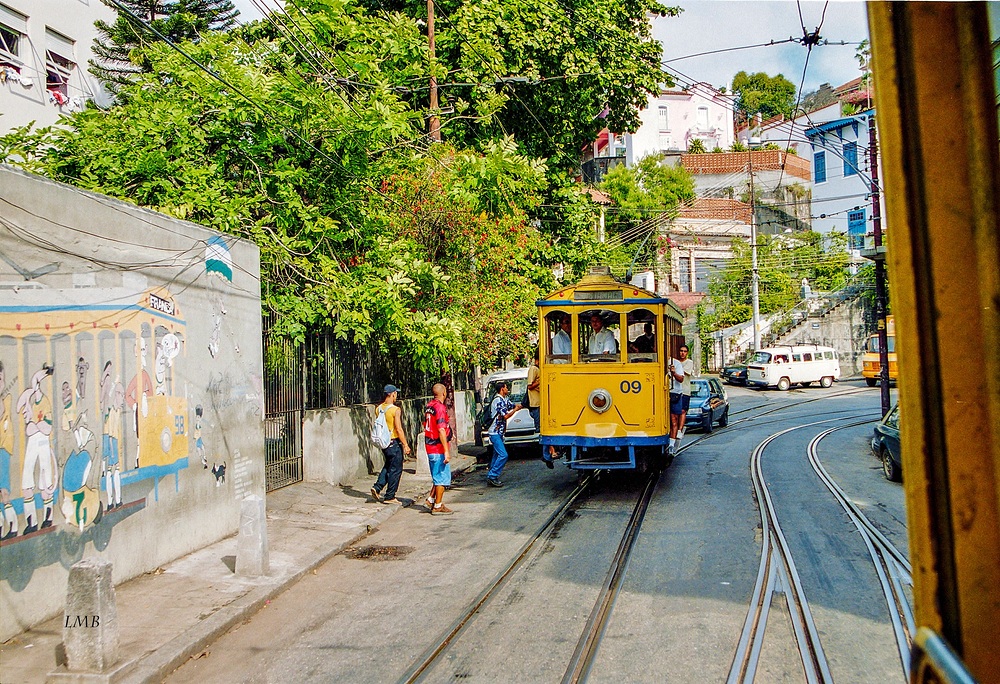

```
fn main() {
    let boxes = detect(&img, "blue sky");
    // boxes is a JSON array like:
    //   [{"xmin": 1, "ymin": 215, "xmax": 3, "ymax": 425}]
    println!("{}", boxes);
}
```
[
  {"xmin": 655, "ymin": 1, "xmax": 870, "ymax": 95},
  {"xmin": 232, "ymin": 0, "xmax": 870, "ymax": 97}
]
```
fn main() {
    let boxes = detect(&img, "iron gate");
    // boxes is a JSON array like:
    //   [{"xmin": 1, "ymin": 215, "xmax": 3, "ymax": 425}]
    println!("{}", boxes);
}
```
[{"xmin": 264, "ymin": 332, "xmax": 303, "ymax": 492}]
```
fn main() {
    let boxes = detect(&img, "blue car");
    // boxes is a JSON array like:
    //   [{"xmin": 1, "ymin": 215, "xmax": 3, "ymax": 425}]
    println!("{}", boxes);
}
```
[
  {"xmin": 687, "ymin": 378, "xmax": 730, "ymax": 433},
  {"xmin": 871, "ymin": 403, "xmax": 901, "ymax": 481}
]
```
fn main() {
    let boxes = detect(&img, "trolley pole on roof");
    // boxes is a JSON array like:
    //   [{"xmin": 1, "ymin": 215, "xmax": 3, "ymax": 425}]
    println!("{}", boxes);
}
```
[{"xmin": 869, "ymin": 117, "xmax": 891, "ymax": 417}]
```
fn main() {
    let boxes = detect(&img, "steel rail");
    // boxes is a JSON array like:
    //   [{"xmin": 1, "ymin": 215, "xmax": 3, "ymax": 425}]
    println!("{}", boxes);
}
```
[
  {"xmin": 728, "ymin": 415, "xmax": 874, "ymax": 684},
  {"xmin": 398, "ymin": 472, "xmax": 597, "ymax": 684},
  {"xmin": 807, "ymin": 424, "xmax": 915, "ymax": 679},
  {"xmin": 560, "ymin": 469, "xmax": 659, "ymax": 684}
]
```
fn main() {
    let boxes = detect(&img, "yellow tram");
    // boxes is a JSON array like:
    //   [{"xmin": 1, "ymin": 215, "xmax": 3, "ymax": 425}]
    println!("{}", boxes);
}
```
[{"xmin": 536, "ymin": 266, "xmax": 685, "ymax": 471}]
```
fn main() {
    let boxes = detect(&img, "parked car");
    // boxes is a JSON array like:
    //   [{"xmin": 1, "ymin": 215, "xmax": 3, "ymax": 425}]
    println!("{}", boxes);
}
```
[
  {"xmin": 478, "ymin": 368, "xmax": 538, "ymax": 451},
  {"xmin": 687, "ymin": 377, "xmax": 730, "ymax": 433},
  {"xmin": 720, "ymin": 363, "xmax": 748, "ymax": 386},
  {"xmin": 871, "ymin": 403, "xmax": 902, "ymax": 481}
]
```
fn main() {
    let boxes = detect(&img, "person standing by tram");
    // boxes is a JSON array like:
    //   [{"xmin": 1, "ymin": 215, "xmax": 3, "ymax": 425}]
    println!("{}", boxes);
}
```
[
  {"xmin": 527, "ymin": 351, "xmax": 559, "ymax": 468},
  {"xmin": 669, "ymin": 344, "xmax": 695, "ymax": 454},
  {"xmin": 486, "ymin": 381, "xmax": 521, "ymax": 487}
]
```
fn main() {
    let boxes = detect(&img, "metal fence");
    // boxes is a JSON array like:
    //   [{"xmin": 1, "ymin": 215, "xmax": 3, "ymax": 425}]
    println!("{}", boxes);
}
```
[
  {"xmin": 302, "ymin": 332, "xmax": 475, "ymax": 409},
  {"xmin": 263, "ymin": 332, "xmax": 303, "ymax": 492},
  {"xmin": 263, "ymin": 326, "xmax": 476, "ymax": 491}
]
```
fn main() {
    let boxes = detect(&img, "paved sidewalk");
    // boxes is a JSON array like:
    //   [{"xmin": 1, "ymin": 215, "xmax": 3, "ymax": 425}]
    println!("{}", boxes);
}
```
[{"xmin": 0, "ymin": 452, "xmax": 481, "ymax": 684}]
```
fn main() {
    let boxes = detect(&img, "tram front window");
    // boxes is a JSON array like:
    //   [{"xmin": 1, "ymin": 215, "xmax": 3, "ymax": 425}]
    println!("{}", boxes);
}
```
[
  {"xmin": 545, "ymin": 311, "xmax": 571, "ymax": 364},
  {"xmin": 626, "ymin": 309, "xmax": 657, "ymax": 363},
  {"xmin": 580, "ymin": 310, "xmax": 620, "ymax": 362}
]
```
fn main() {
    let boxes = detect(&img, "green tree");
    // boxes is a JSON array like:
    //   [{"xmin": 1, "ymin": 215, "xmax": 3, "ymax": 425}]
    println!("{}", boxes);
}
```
[
  {"xmin": 91, "ymin": 0, "xmax": 239, "ymax": 92},
  {"xmin": 731, "ymin": 71, "xmax": 797, "ymax": 127}
]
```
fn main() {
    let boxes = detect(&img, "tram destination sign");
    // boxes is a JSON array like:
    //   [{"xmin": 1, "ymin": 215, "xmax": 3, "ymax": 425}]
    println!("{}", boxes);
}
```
[
  {"xmin": 148, "ymin": 292, "xmax": 176, "ymax": 316},
  {"xmin": 574, "ymin": 290, "xmax": 624, "ymax": 301}
]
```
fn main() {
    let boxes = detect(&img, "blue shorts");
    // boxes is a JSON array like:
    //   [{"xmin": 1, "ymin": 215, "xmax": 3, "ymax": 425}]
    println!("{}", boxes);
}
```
[
  {"xmin": 670, "ymin": 393, "xmax": 690, "ymax": 415},
  {"xmin": 427, "ymin": 452, "xmax": 452, "ymax": 486}
]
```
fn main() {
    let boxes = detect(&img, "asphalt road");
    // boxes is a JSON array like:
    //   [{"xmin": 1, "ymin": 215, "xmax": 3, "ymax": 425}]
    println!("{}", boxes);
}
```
[{"xmin": 166, "ymin": 380, "xmax": 908, "ymax": 683}]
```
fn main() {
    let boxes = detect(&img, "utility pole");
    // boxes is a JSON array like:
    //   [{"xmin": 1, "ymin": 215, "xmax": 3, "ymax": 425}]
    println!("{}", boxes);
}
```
[
  {"xmin": 427, "ymin": 0, "xmax": 441, "ymax": 142},
  {"xmin": 748, "ymin": 151, "xmax": 761, "ymax": 351},
  {"xmin": 870, "ymin": 117, "xmax": 890, "ymax": 416}
]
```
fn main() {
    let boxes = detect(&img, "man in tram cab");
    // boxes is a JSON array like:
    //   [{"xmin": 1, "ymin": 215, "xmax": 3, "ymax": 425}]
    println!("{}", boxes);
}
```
[
  {"xmin": 630, "ymin": 323, "xmax": 655, "ymax": 354},
  {"xmin": 551, "ymin": 315, "xmax": 572, "ymax": 358},
  {"xmin": 588, "ymin": 314, "xmax": 617, "ymax": 355}
]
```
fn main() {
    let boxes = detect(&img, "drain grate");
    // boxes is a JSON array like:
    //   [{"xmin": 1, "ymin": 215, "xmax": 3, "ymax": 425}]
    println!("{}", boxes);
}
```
[{"xmin": 345, "ymin": 545, "xmax": 415, "ymax": 561}]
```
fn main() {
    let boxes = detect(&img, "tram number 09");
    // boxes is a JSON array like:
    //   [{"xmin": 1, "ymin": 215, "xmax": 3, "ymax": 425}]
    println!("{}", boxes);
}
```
[{"xmin": 619, "ymin": 380, "xmax": 642, "ymax": 394}]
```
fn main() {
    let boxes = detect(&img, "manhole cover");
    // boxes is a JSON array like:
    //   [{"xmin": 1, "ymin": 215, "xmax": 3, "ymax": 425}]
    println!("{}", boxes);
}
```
[{"xmin": 345, "ymin": 545, "xmax": 415, "ymax": 561}]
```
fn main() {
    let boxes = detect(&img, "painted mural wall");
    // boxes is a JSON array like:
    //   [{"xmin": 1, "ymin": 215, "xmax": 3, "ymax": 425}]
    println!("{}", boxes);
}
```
[{"xmin": 0, "ymin": 166, "xmax": 264, "ymax": 640}]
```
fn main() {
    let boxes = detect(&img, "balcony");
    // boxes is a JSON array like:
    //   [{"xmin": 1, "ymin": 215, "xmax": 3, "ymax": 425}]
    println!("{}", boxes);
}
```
[{"xmin": 582, "ymin": 156, "xmax": 625, "ymax": 184}]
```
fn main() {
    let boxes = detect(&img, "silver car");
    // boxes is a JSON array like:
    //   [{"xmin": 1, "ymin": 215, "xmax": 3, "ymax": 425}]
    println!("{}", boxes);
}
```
[{"xmin": 479, "ymin": 368, "xmax": 538, "ymax": 447}]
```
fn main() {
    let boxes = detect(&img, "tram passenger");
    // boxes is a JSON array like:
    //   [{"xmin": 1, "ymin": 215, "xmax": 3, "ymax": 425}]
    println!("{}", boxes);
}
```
[
  {"xmin": 588, "ymin": 314, "xmax": 617, "ymax": 355},
  {"xmin": 551, "ymin": 316, "xmax": 571, "ymax": 359},
  {"xmin": 668, "ymin": 345, "xmax": 695, "ymax": 453},
  {"xmin": 630, "ymin": 323, "xmax": 655, "ymax": 354}
]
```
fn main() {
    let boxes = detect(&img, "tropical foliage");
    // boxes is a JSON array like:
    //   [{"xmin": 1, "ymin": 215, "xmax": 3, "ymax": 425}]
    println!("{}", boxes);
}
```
[
  {"xmin": 3, "ymin": 0, "xmax": 672, "ymax": 369},
  {"xmin": 731, "ymin": 70, "xmax": 797, "ymax": 126}
]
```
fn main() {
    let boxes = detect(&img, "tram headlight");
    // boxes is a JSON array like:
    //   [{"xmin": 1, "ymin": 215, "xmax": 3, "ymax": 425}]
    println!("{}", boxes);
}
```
[{"xmin": 588, "ymin": 388, "xmax": 612, "ymax": 414}]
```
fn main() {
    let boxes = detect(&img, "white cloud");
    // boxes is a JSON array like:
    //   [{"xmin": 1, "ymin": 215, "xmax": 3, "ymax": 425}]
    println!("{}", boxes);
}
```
[{"xmin": 655, "ymin": 0, "xmax": 869, "ymax": 95}]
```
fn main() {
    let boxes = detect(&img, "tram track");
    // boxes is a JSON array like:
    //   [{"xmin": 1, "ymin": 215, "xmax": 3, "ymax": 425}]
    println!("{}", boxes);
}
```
[
  {"xmin": 401, "ymin": 391, "xmax": 882, "ymax": 684},
  {"xmin": 808, "ymin": 425, "xmax": 914, "ymax": 679},
  {"xmin": 727, "ymin": 413, "xmax": 907, "ymax": 684}
]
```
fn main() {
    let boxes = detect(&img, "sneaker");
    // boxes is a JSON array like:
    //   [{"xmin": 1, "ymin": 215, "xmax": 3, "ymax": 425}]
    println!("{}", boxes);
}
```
[
  {"xmin": 370, "ymin": 487, "xmax": 381, "ymax": 502},
  {"xmin": 486, "ymin": 478, "xmax": 503, "ymax": 488},
  {"xmin": 542, "ymin": 456, "xmax": 554, "ymax": 469},
  {"xmin": 382, "ymin": 498, "xmax": 400, "ymax": 504},
  {"xmin": 678, "ymin": 428, "xmax": 686, "ymax": 440},
  {"xmin": 432, "ymin": 504, "xmax": 454, "ymax": 515}
]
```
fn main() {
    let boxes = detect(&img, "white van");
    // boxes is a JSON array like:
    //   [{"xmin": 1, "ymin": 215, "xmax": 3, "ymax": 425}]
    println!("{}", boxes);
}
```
[{"xmin": 746, "ymin": 345, "xmax": 841, "ymax": 390}]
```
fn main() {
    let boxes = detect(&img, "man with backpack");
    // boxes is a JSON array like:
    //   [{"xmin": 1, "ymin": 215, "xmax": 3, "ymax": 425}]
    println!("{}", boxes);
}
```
[
  {"xmin": 370, "ymin": 384, "xmax": 411, "ymax": 504},
  {"xmin": 486, "ymin": 381, "xmax": 521, "ymax": 487},
  {"xmin": 423, "ymin": 383, "xmax": 454, "ymax": 515}
]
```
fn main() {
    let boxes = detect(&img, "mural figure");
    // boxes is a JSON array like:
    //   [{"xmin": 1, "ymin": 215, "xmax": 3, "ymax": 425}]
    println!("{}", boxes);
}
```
[
  {"xmin": 154, "ymin": 334, "xmax": 180, "ymax": 396},
  {"xmin": 15, "ymin": 364, "xmax": 58, "ymax": 533},
  {"xmin": 125, "ymin": 339, "xmax": 153, "ymax": 469},
  {"xmin": 60, "ymin": 422, "xmax": 101, "ymax": 532},
  {"xmin": 208, "ymin": 313, "xmax": 222, "ymax": 359},
  {"xmin": 0, "ymin": 361, "xmax": 17, "ymax": 540},
  {"xmin": 75, "ymin": 356, "xmax": 89, "ymax": 400},
  {"xmin": 211, "ymin": 461, "xmax": 225, "ymax": 486},
  {"xmin": 194, "ymin": 405, "xmax": 206, "ymax": 469},
  {"xmin": 100, "ymin": 362, "xmax": 123, "ymax": 510}
]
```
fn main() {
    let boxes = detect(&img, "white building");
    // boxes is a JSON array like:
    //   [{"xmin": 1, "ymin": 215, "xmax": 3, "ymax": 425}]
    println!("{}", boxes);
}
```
[
  {"xmin": 625, "ymin": 82, "xmax": 735, "ymax": 163},
  {"xmin": 0, "ymin": 0, "xmax": 114, "ymax": 133},
  {"xmin": 804, "ymin": 105, "xmax": 876, "ymax": 253}
]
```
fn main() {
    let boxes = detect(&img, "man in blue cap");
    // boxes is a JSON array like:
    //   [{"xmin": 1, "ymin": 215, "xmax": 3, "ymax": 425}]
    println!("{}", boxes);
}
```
[{"xmin": 370, "ymin": 384, "xmax": 411, "ymax": 503}]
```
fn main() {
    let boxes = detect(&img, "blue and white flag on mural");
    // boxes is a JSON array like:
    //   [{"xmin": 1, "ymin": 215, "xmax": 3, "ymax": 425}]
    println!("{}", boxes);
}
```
[{"xmin": 205, "ymin": 236, "xmax": 232, "ymax": 282}]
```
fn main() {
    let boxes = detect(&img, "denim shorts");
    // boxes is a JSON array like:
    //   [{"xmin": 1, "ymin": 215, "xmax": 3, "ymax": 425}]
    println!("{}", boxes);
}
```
[
  {"xmin": 428, "ymin": 452, "xmax": 452, "ymax": 486},
  {"xmin": 670, "ymin": 393, "xmax": 690, "ymax": 415}
]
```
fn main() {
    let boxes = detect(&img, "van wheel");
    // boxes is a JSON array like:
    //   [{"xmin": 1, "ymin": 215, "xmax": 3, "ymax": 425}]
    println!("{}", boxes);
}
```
[
  {"xmin": 820, "ymin": 376, "xmax": 834, "ymax": 388},
  {"xmin": 777, "ymin": 377, "xmax": 791, "ymax": 391}
]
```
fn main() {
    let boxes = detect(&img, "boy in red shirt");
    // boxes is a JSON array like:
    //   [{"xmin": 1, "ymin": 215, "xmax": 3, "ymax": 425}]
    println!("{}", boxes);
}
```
[{"xmin": 423, "ymin": 383, "xmax": 454, "ymax": 514}]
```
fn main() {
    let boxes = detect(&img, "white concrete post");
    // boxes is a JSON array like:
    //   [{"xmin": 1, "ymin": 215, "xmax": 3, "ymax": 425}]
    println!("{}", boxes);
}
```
[
  {"xmin": 236, "ymin": 495, "xmax": 269, "ymax": 577},
  {"xmin": 62, "ymin": 558, "xmax": 119, "ymax": 673}
]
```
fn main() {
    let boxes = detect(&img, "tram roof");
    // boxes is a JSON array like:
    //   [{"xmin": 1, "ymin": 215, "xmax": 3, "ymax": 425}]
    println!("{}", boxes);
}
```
[{"xmin": 536, "ymin": 268, "xmax": 683, "ymax": 318}]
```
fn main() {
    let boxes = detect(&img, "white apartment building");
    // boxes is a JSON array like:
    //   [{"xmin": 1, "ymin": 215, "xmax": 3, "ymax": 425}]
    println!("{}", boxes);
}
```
[
  {"xmin": 625, "ymin": 82, "xmax": 735, "ymax": 164},
  {"xmin": 0, "ymin": 0, "xmax": 114, "ymax": 133}
]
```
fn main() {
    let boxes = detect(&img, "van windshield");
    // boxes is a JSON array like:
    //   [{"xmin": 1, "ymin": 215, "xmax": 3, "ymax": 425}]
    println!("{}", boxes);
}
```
[
  {"xmin": 486, "ymin": 379, "xmax": 527, "ymax": 405},
  {"xmin": 749, "ymin": 351, "xmax": 772, "ymax": 364}
]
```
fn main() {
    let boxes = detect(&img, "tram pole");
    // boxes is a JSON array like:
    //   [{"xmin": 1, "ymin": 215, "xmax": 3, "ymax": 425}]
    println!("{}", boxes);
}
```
[
  {"xmin": 428, "ymin": 0, "xmax": 441, "ymax": 142},
  {"xmin": 748, "ymin": 151, "xmax": 761, "ymax": 351},
  {"xmin": 870, "ymin": 117, "xmax": 890, "ymax": 417}
]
